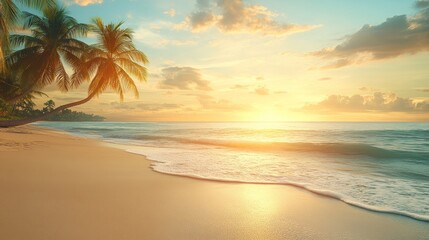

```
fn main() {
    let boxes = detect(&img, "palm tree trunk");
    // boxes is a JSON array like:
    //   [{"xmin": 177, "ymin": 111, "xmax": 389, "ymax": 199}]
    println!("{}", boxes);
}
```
[{"xmin": 0, "ymin": 93, "xmax": 96, "ymax": 128}]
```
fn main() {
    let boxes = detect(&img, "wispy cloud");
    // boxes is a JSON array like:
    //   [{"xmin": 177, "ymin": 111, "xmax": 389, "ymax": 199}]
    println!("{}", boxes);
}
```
[
  {"xmin": 231, "ymin": 84, "xmax": 249, "ymax": 89},
  {"xmin": 302, "ymin": 92, "xmax": 429, "ymax": 113},
  {"xmin": 196, "ymin": 95, "xmax": 249, "ymax": 111},
  {"xmin": 133, "ymin": 26, "xmax": 197, "ymax": 48},
  {"xmin": 182, "ymin": 0, "xmax": 319, "ymax": 35},
  {"xmin": 416, "ymin": 88, "xmax": 429, "ymax": 92},
  {"xmin": 159, "ymin": 67, "xmax": 212, "ymax": 91},
  {"xmin": 311, "ymin": 4, "xmax": 429, "ymax": 69},
  {"xmin": 254, "ymin": 86, "xmax": 269, "ymax": 96},
  {"xmin": 359, "ymin": 87, "xmax": 380, "ymax": 92},
  {"xmin": 110, "ymin": 102, "xmax": 183, "ymax": 112},
  {"xmin": 164, "ymin": 8, "xmax": 176, "ymax": 17},
  {"xmin": 65, "ymin": 0, "xmax": 102, "ymax": 6}
]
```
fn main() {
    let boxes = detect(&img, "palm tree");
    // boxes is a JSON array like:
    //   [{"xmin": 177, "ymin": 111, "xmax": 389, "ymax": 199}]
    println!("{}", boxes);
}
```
[
  {"xmin": 0, "ymin": 18, "xmax": 148, "ymax": 127},
  {"xmin": 5, "ymin": 4, "xmax": 88, "ymax": 102},
  {"xmin": 0, "ymin": 70, "xmax": 21, "ymax": 99},
  {"xmin": 0, "ymin": 0, "xmax": 55, "ymax": 73},
  {"xmin": 73, "ymin": 18, "xmax": 148, "ymax": 101},
  {"xmin": 0, "ymin": 71, "xmax": 47, "ymax": 119},
  {"xmin": 42, "ymin": 99, "xmax": 55, "ymax": 113}
]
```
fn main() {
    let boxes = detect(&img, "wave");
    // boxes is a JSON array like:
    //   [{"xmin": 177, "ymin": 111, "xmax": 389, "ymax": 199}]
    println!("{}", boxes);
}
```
[
  {"xmin": 125, "ymin": 148, "xmax": 429, "ymax": 222},
  {"xmin": 34, "ymin": 122, "xmax": 429, "ymax": 223},
  {"xmin": 72, "ymin": 127, "xmax": 116, "ymax": 132},
  {"xmin": 132, "ymin": 135, "xmax": 429, "ymax": 160}
]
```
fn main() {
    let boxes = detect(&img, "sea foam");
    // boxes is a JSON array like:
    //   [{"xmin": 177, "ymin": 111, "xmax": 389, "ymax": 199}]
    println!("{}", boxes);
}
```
[{"xmin": 36, "ymin": 121, "xmax": 429, "ymax": 222}]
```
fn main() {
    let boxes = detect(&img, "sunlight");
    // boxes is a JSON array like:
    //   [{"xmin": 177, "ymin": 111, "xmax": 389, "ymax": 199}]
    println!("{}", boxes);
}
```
[
  {"xmin": 1, "ymin": 0, "xmax": 428, "ymax": 239},
  {"xmin": 251, "ymin": 110, "xmax": 285, "ymax": 123},
  {"xmin": 239, "ymin": 185, "xmax": 280, "ymax": 217}
]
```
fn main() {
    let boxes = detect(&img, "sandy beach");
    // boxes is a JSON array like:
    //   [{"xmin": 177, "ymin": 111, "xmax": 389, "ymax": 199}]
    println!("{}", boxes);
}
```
[{"xmin": 0, "ymin": 126, "xmax": 428, "ymax": 240}]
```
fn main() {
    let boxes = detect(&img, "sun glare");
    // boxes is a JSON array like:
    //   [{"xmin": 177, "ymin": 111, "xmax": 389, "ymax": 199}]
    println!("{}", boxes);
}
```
[
  {"xmin": 240, "ymin": 185, "xmax": 280, "ymax": 217},
  {"xmin": 251, "ymin": 110, "xmax": 285, "ymax": 123}
]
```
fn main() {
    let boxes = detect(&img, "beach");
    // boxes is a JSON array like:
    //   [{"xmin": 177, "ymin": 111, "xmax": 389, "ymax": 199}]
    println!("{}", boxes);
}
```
[{"xmin": 1, "ymin": 125, "xmax": 428, "ymax": 240}]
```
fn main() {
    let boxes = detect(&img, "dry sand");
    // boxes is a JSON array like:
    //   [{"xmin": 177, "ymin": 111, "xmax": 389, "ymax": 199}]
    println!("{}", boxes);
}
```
[{"xmin": 0, "ymin": 125, "xmax": 428, "ymax": 240}]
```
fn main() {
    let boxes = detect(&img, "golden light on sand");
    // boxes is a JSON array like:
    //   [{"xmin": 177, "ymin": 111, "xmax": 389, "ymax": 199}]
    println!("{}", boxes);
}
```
[{"xmin": 239, "ymin": 185, "xmax": 280, "ymax": 217}]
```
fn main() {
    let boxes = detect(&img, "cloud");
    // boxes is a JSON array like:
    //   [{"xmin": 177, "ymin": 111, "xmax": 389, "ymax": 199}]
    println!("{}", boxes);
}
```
[
  {"xmin": 231, "ymin": 84, "xmax": 249, "ymax": 89},
  {"xmin": 164, "ymin": 8, "xmax": 176, "ymax": 17},
  {"xmin": 66, "ymin": 0, "xmax": 102, "ymax": 6},
  {"xmin": 184, "ymin": 0, "xmax": 318, "ymax": 35},
  {"xmin": 137, "ymin": 103, "xmax": 182, "ymax": 111},
  {"xmin": 110, "ymin": 102, "xmax": 182, "ymax": 111},
  {"xmin": 359, "ymin": 86, "xmax": 380, "ymax": 92},
  {"xmin": 302, "ymin": 92, "xmax": 429, "ymax": 113},
  {"xmin": 110, "ymin": 102, "xmax": 135, "ymax": 110},
  {"xmin": 416, "ymin": 0, "xmax": 429, "ymax": 8},
  {"xmin": 254, "ymin": 86, "xmax": 269, "ymax": 95},
  {"xmin": 318, "ymin": 77, "xmax": 332, "ymax": 81},
  {"xmin": 416, "ymin": 88, "xmax": 429, "ymax": 92},
  {"xmin": 196, "ymin": 95, "xmax": 249, "ymax": 111},
  {"xmin": 311, "ymin": 5, "xmax": 429, "ymax": 68},
  {"xmin": 159, "ymin": 67, "xmax": 212, "ymax": 91},
  {"xmin": 134, "ymin": 27, "xmax": 197, "ymax": 47},
  {"xmin": 188, "ymin": 11, "xmax": 220, "ymax": 31}
]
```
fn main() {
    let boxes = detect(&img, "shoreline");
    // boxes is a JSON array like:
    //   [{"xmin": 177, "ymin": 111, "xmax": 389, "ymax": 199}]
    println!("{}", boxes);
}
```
[
  {"xmin": 1, "ymin": 125, "xmax": 428, "ymax": 240},
  {"xmin": 138, "ymin": 162, "xmax": 429, "ymax": 223},
  {"xmin": 107, "ymin": 137, "xmax": 429, "ymax": 223}
]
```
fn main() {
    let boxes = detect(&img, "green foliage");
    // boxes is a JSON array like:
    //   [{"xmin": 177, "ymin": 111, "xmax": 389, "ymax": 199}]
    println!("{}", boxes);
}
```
[
  {"xmin": 0, "ymin": 99, "xmax": 105, "ymax": 121},
  {"xmin": 8, "ymin": 5, "xmax": 89, "ymax": 92},
  {"xmin": 0, "ymin": 0, "xmax": 56, "ymax": 73},
  {"xmin": 46, "ymin": 108, "xmax": 105, "ymax": 122},
  {"xmin": 0, "ymin": 2, "xmax": 148, "ymax": 127},
  {"xmin": 74, "ymin": 17, "xmax": 148, "ymax": 101},
  {"xmin": 0, "ymin": 98, "xmax": 13, "ymax": 119},
  {"xmin": 43, "ymin": 99, "xmax": 55, "ymax": 113}
]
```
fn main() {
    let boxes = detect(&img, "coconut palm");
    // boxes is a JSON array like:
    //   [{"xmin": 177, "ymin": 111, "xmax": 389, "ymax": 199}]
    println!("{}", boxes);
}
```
[
  {"xmin": 0, "ymin": 0, "xmax": 55, "ymax": 73},
  {"xmin": 0, "ymin": 71, "xmax": 48, "ymax": 119},
  {"xmin": 0, "ymin": 18, "xmax": 148, "ymax": 127},
  {"xmin": 5, "ymin": 4, "xmax": 88, "ymax": 102},
  {"xmin": 73, "ymin": 17, "xmax": 148, "ymax": 101}
]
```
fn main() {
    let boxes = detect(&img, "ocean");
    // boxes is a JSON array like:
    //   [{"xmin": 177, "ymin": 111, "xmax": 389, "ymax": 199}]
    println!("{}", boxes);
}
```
[{"xmin": 35, "ymin": 121, "xmax": 429, "ymax": 221}]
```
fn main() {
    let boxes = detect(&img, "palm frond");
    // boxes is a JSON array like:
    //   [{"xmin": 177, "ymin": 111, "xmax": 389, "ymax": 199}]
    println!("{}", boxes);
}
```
[
  {"xmin": 17, "ymin": 0, "xmax": 56, "ymax": 9},
  {"xmin": 9, "ymin": 34, "xmax": 43, "ymax": 47},
  {"xmin": 1, "ymin": 0, "xmax": 20, "ymax": 27},
  {"xmin": 6, "ymin": 4, "xmax": 89, "ymax": 95},
  {"xmin": 81, "ymin": 19, "xmax": 148, "ymax": 100},
  {"xmin": 117, "ymin": 49, "xmax": 149, "ymax": 64},
  {"xmin": 116, "ymin": 65, "xmax": 139, "ymax": 98},
  {"xmin": 21, "ymin": 11, "xmax": 45, "ymax": 30},
  {"xmin": 55, "ymin": 60, "xmax": 70, "ymax": 92},
  {"xmin": 115, "ymin": 57, "xmax": 148, "ymax": 81}
]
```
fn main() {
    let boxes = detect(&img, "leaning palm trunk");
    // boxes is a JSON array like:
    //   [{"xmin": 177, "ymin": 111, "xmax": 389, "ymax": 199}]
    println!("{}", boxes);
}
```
[
  {"xmin": 0, "ymin": 19, "xmax": 148, "ymax": 128},
  {"xmin": 0, "ymin": 92, "xmax": 96, "ymax": 128}
]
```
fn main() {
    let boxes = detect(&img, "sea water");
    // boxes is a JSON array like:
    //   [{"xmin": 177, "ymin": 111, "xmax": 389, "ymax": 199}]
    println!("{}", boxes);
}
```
[{"xmin": 36, "ymin": 121, "xmax": 429, "ymax": 221}]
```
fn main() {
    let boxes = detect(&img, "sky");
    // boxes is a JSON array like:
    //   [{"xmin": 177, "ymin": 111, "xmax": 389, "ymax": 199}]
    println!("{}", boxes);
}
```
[{"xmin": 32, "ymin": 0, "xmax": 429, "ymax": 121}]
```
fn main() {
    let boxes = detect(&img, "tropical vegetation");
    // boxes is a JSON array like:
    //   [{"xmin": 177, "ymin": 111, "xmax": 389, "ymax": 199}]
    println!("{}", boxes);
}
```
[
  {"xmin": 0, "ymin": 99, "xmax": 105, "ymax": 121},
  {"xmin": 0, "ymin": 0, "xmax": 148, "ymax": 127}
]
